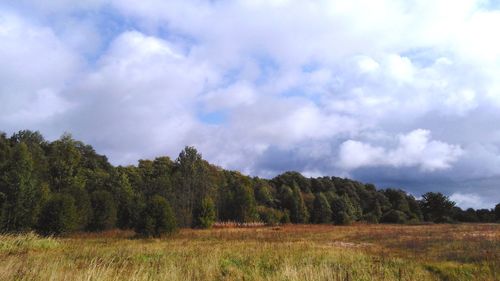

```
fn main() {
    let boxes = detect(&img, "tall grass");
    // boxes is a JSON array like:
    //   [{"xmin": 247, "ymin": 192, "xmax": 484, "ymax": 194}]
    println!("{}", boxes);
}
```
[{"xmin": 0, "ymin": 224, "xmax": 498, "ymax": 281}]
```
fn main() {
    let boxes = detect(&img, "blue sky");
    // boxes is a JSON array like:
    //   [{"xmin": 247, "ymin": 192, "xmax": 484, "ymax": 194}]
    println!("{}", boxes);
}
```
[{"xmin": 1, "ymin": 0, "xmax": 500, "ymax": 208}]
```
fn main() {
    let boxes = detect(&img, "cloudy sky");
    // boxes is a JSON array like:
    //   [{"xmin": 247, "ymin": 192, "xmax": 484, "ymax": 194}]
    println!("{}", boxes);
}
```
[{"xmin": 1, "ymin": 0, "xmax": 499, "ymax": 208}]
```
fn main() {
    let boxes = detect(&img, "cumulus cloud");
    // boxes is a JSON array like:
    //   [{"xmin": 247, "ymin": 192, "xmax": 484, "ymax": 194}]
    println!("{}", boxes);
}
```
[
  {"xmin": 0, "ymin": 11, "xmax": 81, "ymax": 131},
  {"xmin": 64, "ymin": 31, "xmax": 218, "ymax": 163},
  {"xmin": 1, "ymin": 0, "xmax": 500, "ymax": 207},
  {"xmin": 338, "ymin": 129, "xmax": 463, "ymax": 171},
  {"xmin": 449, "ymin": 193, "xmax": 485, "ymax": 210}
]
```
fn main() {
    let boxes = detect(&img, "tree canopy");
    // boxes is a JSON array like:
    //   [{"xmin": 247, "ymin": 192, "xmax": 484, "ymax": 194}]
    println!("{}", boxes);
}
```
[{"xmin": 0, "ymin": 130, "xmax": 497, "ymax": 237}]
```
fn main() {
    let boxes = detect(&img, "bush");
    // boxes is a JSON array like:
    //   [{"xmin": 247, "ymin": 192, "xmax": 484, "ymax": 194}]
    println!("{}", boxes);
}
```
[
  {"xmin": 334, "ymin": 211, "xmax": 352, "ymax": 225},
  {"xmin": 380, "ymin": 210, "xmax": 408, "ymax": 224},
  {"xmin": 256, "ymin": 206, "xmax": 285, "ymax": 225},
  {"xmin": 88, "ymin": 191, "xmax": 117, "ymax": 231},
  {"xmin": 135, "ymin": 195, "xmax": 177, "ymax": 237},
  {"xmin": 311, "ymin": 193, "xmax": 332, "ymax": 224},
  {"xmin": 280, "ymin": 210, "xmax": 291, "ymax": 224},
  {"xmin": 37, "ymin": 194, "xmax": 77, "ymax": 235},
  {"xmin": 330, "ymin": 195, "xmax": 356, "ymax": 225},
  {"xmin": 362, "ymin": 212, "xmax": 379, "ymax": 224},
  {"xmin": 193, "ymin": 197, "xmax": 216, "ymax": 229}
]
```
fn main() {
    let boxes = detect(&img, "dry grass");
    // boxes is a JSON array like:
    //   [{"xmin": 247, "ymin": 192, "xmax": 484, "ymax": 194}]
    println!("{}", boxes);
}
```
[{"xmin": 0, "ymin": 224, "xmax": 498, "ymax": 281}]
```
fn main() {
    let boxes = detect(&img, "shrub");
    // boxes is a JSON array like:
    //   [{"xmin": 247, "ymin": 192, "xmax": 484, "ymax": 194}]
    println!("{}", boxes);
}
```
[
  {"xmin": 335, "ymin": 211, "xmax": 353, "ymax": 225},
  {"xmin": 88, "ymin": 191, "xmax": 117, "ymax": 231},
  {"xmin": 362, "ymin": 212, "xmax": 379, "ymax": 224},
  {"xmin": 280, "ymin": 210, "xmax": 291, "ymax": 224},
  {"xmin": 311, "ymin": 193, "xmax": 332, "ymax": 224},
  {"xmin": 193, "ymin": 197, "xmax": 216, "ymax": 229},
  {"xmin": 135, "ymin": 195, "xmax": 177, "ymax": 237},
  {"xmin": 256, "ymin": 205, "xmax": 285, "ymax": 225},
  {"xmin": 37, "ymin": 193, "xmax": 77, "ymax": 235},
  {"xmin": 380, "ymin": 210, "xmax": 408, "ymax": 224}
]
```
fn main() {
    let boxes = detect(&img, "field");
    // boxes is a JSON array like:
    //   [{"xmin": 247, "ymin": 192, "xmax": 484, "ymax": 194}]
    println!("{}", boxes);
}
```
[{"xmin": 0, "ymin": 224, "xmax": 498, "ymax": 281}]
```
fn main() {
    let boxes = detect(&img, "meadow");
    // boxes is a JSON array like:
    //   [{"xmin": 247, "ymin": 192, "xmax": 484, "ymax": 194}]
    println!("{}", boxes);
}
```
[{"xmin": 0, "ymin": 224, "xmax": 498, "ymax": 281}]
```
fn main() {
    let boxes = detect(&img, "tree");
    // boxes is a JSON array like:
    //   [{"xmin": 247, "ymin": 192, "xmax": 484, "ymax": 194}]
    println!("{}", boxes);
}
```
[
  {"xmin": 420, "ymin": 192, "xmax": 455, "ymax": 223},
  {"xmin": 280, "ymin": 184, "xmax": 309, "ymax": 223},
  {"xmin": 48, "ymin": 134, "xmax": 82, "ymax": 193},
  {"xmin": 174, "ymin": 146, "xmax": 210, "ymax": 227},
  {"xmin": 67, "ymin": 182, "xmax": 92, "ymax": 230},
  {"xmin": 254, "ymin": 181, "xmax": 274, "ymax": 207},
  {"xmin": 37, "ymin": 193, "xmax": 77, "ymax": 235},
  {"xmin": 380, "ymin": 210, "xmax": 408, "ymax": 224},
  {"xmin": 135, "ymin": 195, "xmax": 176, "ymax": 237},
  {"xmin": 193, "ymin": 196, "xmax": 216, "ymax": 228},
  {"xmin": 111, "ymin": 170, "xmax": 137, "ymax": 229},
  {"xmin": 330, "ymin": 194, "xmax": 355, "ymax": 225},
  {"xmin": 232, "ymin": 179, "xmax": 257, "ymax": 222},
  {"xmin": 256, "ymin": 205, "xmax": 285, "ymax": 225},
  {"xmin": 458, "ymin": 208, "xmax": 479, "ymax": 222},
  {"xmin": 495, "ymin": 203, "xmax": 500, "ymax": 222},
  {"xmin": 383, "ymin": 189, "xmax": 410, "ymax": 214},
  {"xmin": 47, "ymin": 135, "xmax": 93, "ymax": 230},
  {"xmin": 272, "ymin": 172, "xmax": 311, "ymax": 193},
  {"xmin": 311, "ymin": 193, "xmax": 332, "ymax": 224},
  {"xmin": 476, "ymin": 209, "xmax": 495, "ymax": 222},
  {"xmin": 88, "ymin": 190, "xmax": 117, "ymax": 231},
  {"xmin": 0, "ymin": 143, "xmax": 42, "ymax": 232},
  {"xmin": 10, "ymin": 130, "xmax": 49, "ymax": 185}
]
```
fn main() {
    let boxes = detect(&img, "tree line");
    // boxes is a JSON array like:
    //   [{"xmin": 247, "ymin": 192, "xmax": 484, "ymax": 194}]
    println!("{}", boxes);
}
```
[{"xmin": 0, "ymin": 130, "xmax": 499, "ymax": 237}]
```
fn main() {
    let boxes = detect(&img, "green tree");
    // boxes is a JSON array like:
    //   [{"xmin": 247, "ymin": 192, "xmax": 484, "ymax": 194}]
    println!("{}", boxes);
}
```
[
  {"xmin": 193, "ymin": 196, "xmax": 216, "ymax": 228},
  {"xmin": 48, "ymin": 134, "xmax": 82, "ymax": 193},
  {"xmin": 135, "ymin": 195, "xmax": 177, "ymax": 237},
  {"xmin": 88, "ymin": 190, "xmax": 117, "ymax": 231},
  {"xmin": 111, "ymin": 170, "xmax": 137, "ymax": 229},
  {"xmin": 330, "ymin": 194, "xmax": 355, "ymax": 225},
  {"xmin": 67, "ymin": 182, "xmax": 92, "ymax": 230},
  {"xmin": 380, "ymin": 210, "xmax": 408, "ymax": 224},
  {"xmin": 256, "ymin": 205, "xmax": 285, "ymax": 225},
  {"xmin": 233, "ymin": 179, "xmax": 257, "ymax": 222},
  {"xmin": 0, "ymin": 143, "xmax": 42, "ymax": 232},
  {"xmin": 459, "ymin": 208, "xmax": 479, "ymax": 222},
  {"xmin": 254, "ymin": 181, "xmax": 274, "ymax": 207},
  {"xmin": 495, "ymin": 203, "xmax": 500, "ymax": 222},
  {"xmin": 47, "ymin": 134, "xmax": 92, "ymax": 230},
  {"xmin": 280, "ymin": 184, "xmax": 309, "ymax": 223},
  {"xmin": 420, "ymin": 192, "xmax": 455, "ymax": 223},
  {"xmin": 174, "ymin": 146, "xmax": 211, "ymax": 227},
  {"xmin": 37, "ymin": 193, "xmax": 77, "ymax": 235},
  {"xmin": 311, "ymin": 192, "xmax": 332, "ymax": 224},
  {"xmin": 383, "ymin": 189, "xmax": 410, "ymax": 214},
  {"xmin": 10, "ymin": 130, "xmax": 49, "ymax": 185}
]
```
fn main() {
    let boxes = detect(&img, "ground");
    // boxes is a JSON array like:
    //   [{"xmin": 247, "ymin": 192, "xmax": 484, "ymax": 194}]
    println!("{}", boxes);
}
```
[{"xmin": 0, "ymin": 224, "xmax": 498, "ymax": 281}]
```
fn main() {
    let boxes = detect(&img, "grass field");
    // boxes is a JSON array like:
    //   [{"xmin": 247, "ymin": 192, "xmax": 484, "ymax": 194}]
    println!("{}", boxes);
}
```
[{"xmin": 0, "ymin": 224, "xmax": 498, "ymax": 281}]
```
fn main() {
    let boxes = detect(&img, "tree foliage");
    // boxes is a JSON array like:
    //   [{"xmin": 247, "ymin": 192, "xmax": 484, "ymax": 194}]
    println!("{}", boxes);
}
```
[
  {"xmin": 311, "ymin": 193, "xmax": 332, "ymax": 224},
  {"xmin": 193, "ymin": 196, "xmax": 216, "ymax": 228},
  {"xmin": 0, "ymin": 130, "xmax": 497, "ymax": 236},
  {"xmin": 420, "ymin": 192, "xmax": 455, "ymax": 223},
  {"xmin": 37, "ymin": 193, "xmax": 77, "ymax": 235},
  {"xmin": 135, "ymin": 195, "xmax": 176, "ymax": 237},
  {"xmin": 88, "ymin": 190, "xmax": 117, "ymax": 231}
]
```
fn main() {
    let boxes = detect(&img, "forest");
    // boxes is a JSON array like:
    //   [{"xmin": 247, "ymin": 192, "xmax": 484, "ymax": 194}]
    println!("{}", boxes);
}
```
[{"xmin": 1, "ymin": 130, "xmax": 499, "ymax": 237}]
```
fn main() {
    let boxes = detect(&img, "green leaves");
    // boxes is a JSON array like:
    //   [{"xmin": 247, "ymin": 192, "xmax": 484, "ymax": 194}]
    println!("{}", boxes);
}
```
[{"xmin": 135, "ymin": 195, "xmax": 177, "ymax": 237}]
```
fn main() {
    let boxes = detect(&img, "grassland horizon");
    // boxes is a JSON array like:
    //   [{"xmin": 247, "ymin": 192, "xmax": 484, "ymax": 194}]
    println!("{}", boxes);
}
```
[{"xmin": 1, "ymin": 223, "xmax": 498, "ymax": 281}]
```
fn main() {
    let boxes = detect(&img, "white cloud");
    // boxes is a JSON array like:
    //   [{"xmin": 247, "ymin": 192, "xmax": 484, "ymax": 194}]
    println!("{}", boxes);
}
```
[
  {"xmin": 2, "ymin": 0, "xmax": 500, "ymax": 206},
  {"xmin": 203, "ymin": 82, "xmax": 257, "ymax": 111},
  {"xmin": 450, "ymin": 193, "xmax": 485, "ymax": 210},
  {"xmin": 0, "ymin": 11, "xmax": 81, "ymax": 129},
  {"xmin": 339, "ymin": 129, "xmax": 463, "ymax": 171},
  {"xmin": 65, "ymin": 31, "xmax": 218, "ymax": 163}
]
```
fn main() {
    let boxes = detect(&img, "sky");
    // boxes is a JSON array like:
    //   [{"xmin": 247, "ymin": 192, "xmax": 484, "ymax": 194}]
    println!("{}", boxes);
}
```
[{"xmin": 1, "ymin": 0, "xmax": 499, "ymax": 209}]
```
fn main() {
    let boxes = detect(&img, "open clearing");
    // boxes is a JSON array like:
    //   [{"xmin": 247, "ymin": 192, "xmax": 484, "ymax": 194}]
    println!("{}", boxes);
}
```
[{"xmin": 0, "ymin": 224, "xmax": 498, "ymax": 281}]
